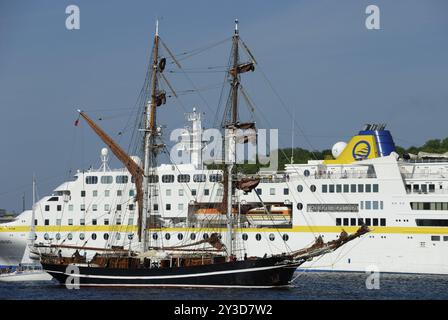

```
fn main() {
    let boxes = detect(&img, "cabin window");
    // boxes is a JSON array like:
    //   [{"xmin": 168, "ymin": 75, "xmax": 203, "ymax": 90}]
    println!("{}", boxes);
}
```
[
  {"xmin": 68, "ymin": 219, "xmax": 73, "ymax": 226},
  {"xmin": 284, "ymin": 188, "xmax": 289, "ymax": 195},
  {"xmin": 81, "ymin": 190, "xmax": 86, "ymax": 197},
  {"xmin": 429, "ymin": 184, "xmax": 435, "ymax": 193},
  {"xmin": 44, "ymin": 233, "xmax": 49, "ymax": 240},
  {"xmin": 365, "ymin": 201, "xmax": 371, "ymax": 210},
  {"xmin": 92, "ymin": 204, "xmax": 97, "ymax": 211},
  {"xmin": 116, "ymin": 204, "xmax": 121, "ymax": 211},
  {"xmin": 104, "ymin": 233, "xmax": 109, "ymax": 240},
  {"xmin": 116, "ymin": 175, "xmax": 128, "ymax": 184},
  {"xmin": 177, "ymin": 233, "xmax": 183, "ymax": 240},
  {"xmin": 44, "ymin": 219, "xmax": 49, "ymax": 226},
  {"xmin": 190, "ymin": 233, "xmax": 196, "ymax": 241},
  {"xmin": 350, "ymin": 184, "xmax": 357, "ymax": 193},
  {"xmin": 92, "ymin": 219, "xmax": 97, "ymax": 225},
  {"xmin": 101, "ymin": 176, "xmax": 113, "ymax": 184},
  {"xmin": 372, "ymin": 201, "xmax": 379, "ymax": 210},
  {"xmin": 178, "ymin": 203, "xmax": 184, "ymax": 210},
  {"xmin": 209, "ymin": 174, "xmax": 222, "ymax": 182},
  {"xmin": 329, "ymin": 185, "xmax": 335, "ymax": 193},
  {"xmin": 270, "ymin": 188, "xmax": 275, "ymax": 195},
  {"xmin": 162, "ymin": 175, "xmax": 175, "ymax": 183},
  {"xmin": 104, "ymin": 219, "xmax": 109, "ymax": 225},
  {"xmin": 93, "ymin": 190, "xmax": 98, "ymax": 197},
  {"xmin": 129, "ymin": 204, "xmax": 134, "ymax": 211},
  {"xmin": 204, "ymin": 189, "xmax": 210, "ymax": 196},
  {"xmin": 92, "ymin": 233, "xmax": 97, "ymax": 240},
  {"xmin": 304, "ymin": 169, "xmax": 310, "ymax": 177},
  {"xmin": 177, "ymin": 174, "xmax": 190, "ymax": 183},
  {"xmin": 80, "ymin": 233, "xmax": 85, "ymax": 240},
  {"xmin": 416, "ymin": 219, "xmax": 448, "ymax": 227},
  {"xmin": 128, "ymin": 218, "xmax": 134, "ymax": 226},
  {"xmin": 373, "ymin": 184, "xmax": 379, "ymax": 192},
  {"xmin": 358, "ymin": 184, "xmax": 364, "ymax": 193},
  {"xmin": 350, "ymin": 218, "xmax": 356, "ymax": 226},
  {"xmin": 255, "ymin": 234, "xmax": 262, "ymax": 241},
  {"xmin": 116, "ymin": 233, "xmax": 121, "ymax": 240},
  {"xmin": 358, "ymin": 218, "xmax": 364, "ymax": 226},
  {"xmin": 68, "ymin": 204, "xmax": 73, "ymax": 211},
  {"xmin": 365, "ymin": 184, "xmax": 372, "ymax": 193},
  {"xmin": 421, "ymin": 184, "xmax": 428, "ymax": 193},
  {"xmin": 336, "ymin": 184, "xmax": 342, "ymax": 193},
  {"xmin": 269, "ymin": 234, "xmax": 275, "ymax": 241},
  {"xmin": 116, "ymin": 190, "xmax": 122, "ymax": 197},
  {"xmin": 116, "ymin": 218, "xmax": 121, "ymax": 225},
  {"xmin": 165, "ymin": 233, "xmax": 171, "ymax": 240},
  {"xmin": 322, "ymin": 185, "xmax": 328, "ymax": 193},
  {"xmin": 48, "ymin": 197, "xmax": 58, "ymax": 201},
  {"xmin": 104, "ymin": 204, "xmax": 110, "ymax": 212},
  {"xmin": 431, "ymin": 235, "xmax": 440, "ymax": 241},
  {"xmin": 242, "ymin": 234, "xmax": 248, "ymax": 241},
  {"xmin": 282, "ymin": 234, "xmax": 289, "ymax": 242},
  {"xmin": 86, "ymin": 176, "xmax": 98, "ymax": 184},
  {"xmin": 256, "ymin": 188, "xmax": 262, "ymax": 195},
  {"xmin": 343, "ymin": 218, "xmax": 349, "ymax": 226},
  {"xmin": 365, "ymin": 218, "xmax": 371, "ymax": 226},
  {"xmin": 81, "ymin": 204, "xmax": 85, "ymax": 211},
  {"xmin": 45, "ymin": 205, "xmax": 50, "ymax": 211},
  {"xmin": 56, "ymin": 219, "xmax": 61, "ymax": 226},
  {"xmin": 191, "ymin": 189, "xmax": 197, "ymax": 196},
  {"xmin": 310, "ymin": 185, "xmax": 316, "ymax": 192},
  {"xmin": 128, "ymin": 233, "xmax": 134, "ymax": 240},
  {"xmin": 336, "ymin": 218, "xmax": 341, "ymax": 226},
  {"xmin": 80, "ymin": 219, "xmax": 85, "ymax": 226},
  {"xmin": 179, "ymin": 189, "xmax": 184, "ymax": 196},
  {"xmin": 444, "ymin": 236, "xmax": 448, "ymax": 242},
  {"xmin": 154, "ymin": 204, "xmax": 159, "ymax": 211},
  {"xmin": 343, "ymin": 184, "xmax": 349, "ymax": 193},
  {"xmin": 193, "ymin": 174, "xmax": 206, "ymax": 182},
  {"xmin": 129, "ymin": 190, "xmax": 135, "ymax": 197},
  {"xmin": 166, "ymin": 204, "xmax": 171, "ymax": 211},
  {"xmin": 166, "ymin": 189, "xmax": 172, "ymax": 196},
  {"xmin": 373, "ymin": 218, "xmax": 379, "ymax": 226},
  {"xmin": 297, "ymin": 185, "xmax": 303, "ymax": 193}
]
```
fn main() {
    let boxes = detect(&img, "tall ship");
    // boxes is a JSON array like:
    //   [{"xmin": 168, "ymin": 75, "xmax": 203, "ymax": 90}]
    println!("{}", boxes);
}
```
[{"xmin": 1, "ymin": 21, "xmax": 447, "ymax": 275}]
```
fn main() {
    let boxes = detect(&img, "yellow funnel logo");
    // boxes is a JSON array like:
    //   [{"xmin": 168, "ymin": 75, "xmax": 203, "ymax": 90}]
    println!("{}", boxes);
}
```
[{"xmin": 352, "ymin": 140, "xmax": 371, "ymax": 160}]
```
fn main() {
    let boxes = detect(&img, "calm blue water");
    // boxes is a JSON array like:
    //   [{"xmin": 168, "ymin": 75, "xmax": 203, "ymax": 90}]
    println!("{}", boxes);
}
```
[{"xmin": 1, "ymin": 271, "xmax": 448, "ymax": 300}]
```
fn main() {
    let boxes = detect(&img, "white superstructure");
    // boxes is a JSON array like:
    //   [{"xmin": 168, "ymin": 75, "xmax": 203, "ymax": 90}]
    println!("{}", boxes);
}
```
[{"xmin": 1, "ymin": 113, "xmax": 448, "ymax": 274}]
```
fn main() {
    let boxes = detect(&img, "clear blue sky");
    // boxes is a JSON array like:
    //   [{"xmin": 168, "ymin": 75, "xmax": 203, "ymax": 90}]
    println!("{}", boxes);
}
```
[{"xmin": 1, "ymin": 0, "xmax": 447, "ymax": 212}]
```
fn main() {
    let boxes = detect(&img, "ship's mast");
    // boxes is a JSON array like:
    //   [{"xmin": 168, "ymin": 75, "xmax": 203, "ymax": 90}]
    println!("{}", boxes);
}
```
[
  {"xmin": 141, "ymin": 21, "xmax": 160, "ymax": 252},
  {"xmin": 29, "ymin": 175, "xmax": 36, "ymax": 248},
  {"xmin": 224, "ymin": 20, "xmax": 241, "ymax": 259}
]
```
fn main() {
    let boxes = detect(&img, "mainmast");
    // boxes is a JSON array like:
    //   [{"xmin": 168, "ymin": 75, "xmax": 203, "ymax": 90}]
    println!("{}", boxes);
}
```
[
  {"xmin": 141, "ymin": 21, "xmax": 162, "ymax": 252},
  {"xmin": 29, "ymin": 175, "xmax": 36, "ymax": 248}
]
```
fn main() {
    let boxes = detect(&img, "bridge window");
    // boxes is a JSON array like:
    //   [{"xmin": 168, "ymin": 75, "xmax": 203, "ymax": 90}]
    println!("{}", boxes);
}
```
[
  {"xmin": 177, "ymin": 174, "xmax": 190, "ymax": 183},
  {"xmin": 162, "ymin": 175, "xmax": 175, "ymax": 183},
  {"xmin": 193, "ymin": 174, "xmax": 206, "ymax": 182},
  {"xmin": 209, "ymin": 174, "xmax": 222, "ymax": 182},
  {"xmin": 101, "ymin": 176, "xmax": 113, "ymax": 184},
  {"xmin": 86, "ymin": 176, "xmax": 98, "ymax": 184},
  {"xmin": 116, "ymin": 175, "xmax": 128, "ymax": 184},
  {"xmin": 148, "ymin": 175, "xmax": 159, "ymax": 183}
]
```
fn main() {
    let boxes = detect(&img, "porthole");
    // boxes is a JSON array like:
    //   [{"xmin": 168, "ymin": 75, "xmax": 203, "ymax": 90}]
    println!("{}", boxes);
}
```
[
  {"xmin": 190, "ymin": 233, "xmax": 196, "ymax": 240},
  {"xmin": 104, "ymin": 233, "xmax": 109, "ymax": 240},
  {"xmin": 242, "ymin": 233, "xmax": 248, "ymax": 241},
  {"xmin": 67, "ymin": 233, "xmax": 73, "ymax": 240},
  {"xmin": 297, "ymin": 203, "xmax": 303, "ymax": 210},
  {"xmin": 282, "ymin": 234, "xmax": 289, "ymax": 242},
  {"xmin": 152, "ymin": 233, "xmax": 158, "ymax": 240},
  {"xmin": 116, "ymin": 233, "xmax": 121, "ymax": 240},
  {"xmin": 297, "ymin": 185, "xmax": 303, "ymax": 192},
  {"xmin": 56, "ymin": 233, "xmax": 61, "ymax": 240},
  {"xmin": 177, "ymin": 233, "xmax": 183, "ymax": 240},
  {"xmin": 203, "ymin": 233, "xmax": 209, "ymax": 240},
  {"xmin": 269, "ymin": 233, "xmax": 275, "ymax": 241},
  {"xmin": 165, "ymin": 233, "xmax": 171, "ymax": 240},
  {"xmin": 79, "ymin": 233, "xmax": 85, "ymax": 240},
  {"xmin": 304, "ymin": 170, "xmax": 310, "ymax": 177},
  {"xmin": 255, "ymin": 233, "xmax": 262, "ymax": 241},
  {"xmin": 92, "ymin": 233, "xmax": 97, "ymax": 240},
  {"xmin": 44, "ymin": 233, "xmax": 49, "ymax": 240},
  {"xmin": 128, "ymin": 233, "xmax": 134, "ymax": 240},
  {"xmin": 310, "ymin": 185, "xmax": 316, "ymax": 192}
]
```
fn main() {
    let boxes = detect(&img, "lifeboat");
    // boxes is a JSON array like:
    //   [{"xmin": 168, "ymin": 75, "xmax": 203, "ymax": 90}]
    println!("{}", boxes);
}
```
[{"xmin": 245, "ymin": 205, "xmax": 291, "ymax": 226}]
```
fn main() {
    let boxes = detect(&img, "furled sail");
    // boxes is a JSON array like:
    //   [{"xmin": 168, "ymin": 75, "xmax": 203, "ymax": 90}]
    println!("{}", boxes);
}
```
[{"xmin": 229, "ymin": 62, "xmax": 255, "ymax": 76}]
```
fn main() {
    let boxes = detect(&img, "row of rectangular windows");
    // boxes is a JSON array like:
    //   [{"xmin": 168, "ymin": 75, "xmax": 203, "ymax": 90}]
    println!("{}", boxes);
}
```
[
  {"xmin": 85, "ymin": 174, "xmax": 224, "ymax": 185},
  {"xmin": 307, "ymin": 204, "xmax": 358, "ymax": 213},
  {"xmin": 336, "ymin": 217, "xmax": 386, "ymax": 227},
  {"xmin": 38, "ymin": 218, "xmax": 135, "ymax": 226},
  {"xmin": 45, "ymin": 202, "xmax": 187, "ymax": 213},
  {"xmin": 255, "ymin": 188, "xmax": 289, "ymax": 196},
  {"xmin": 406, "ymin": 184, "xmax": 437, "ymax": 193},
  {"xmin": 80, "ymin": 190, "xmax": 135, "ymax": 198},
  {"xmin": 360, "ymin": 201, "xmax": 384, "ymax": 210},
  {"xmin": 322, "ymin": 184, "xmax": 379, "ymax": 193},
  {"xmin": 411, "ymin": 202, "xmax": 448, "ymax": 210}
]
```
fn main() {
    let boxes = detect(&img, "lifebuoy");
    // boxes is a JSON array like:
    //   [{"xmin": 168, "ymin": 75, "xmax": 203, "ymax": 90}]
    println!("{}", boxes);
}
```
[{"xmin": 159, "ymin": 58, "xmax": 166, "ymax": 72}]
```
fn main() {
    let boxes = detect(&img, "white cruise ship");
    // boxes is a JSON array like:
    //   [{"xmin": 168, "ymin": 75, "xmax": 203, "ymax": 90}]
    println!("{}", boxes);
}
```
[{"xmin": 1, "ymin": 109, "xmax": 448, "ymax": 274}]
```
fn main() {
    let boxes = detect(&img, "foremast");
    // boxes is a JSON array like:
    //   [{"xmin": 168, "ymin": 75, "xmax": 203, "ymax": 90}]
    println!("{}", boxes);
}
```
[{"xmin": 142, "ymin": 21, "xmax": 163, "ymax": 252}]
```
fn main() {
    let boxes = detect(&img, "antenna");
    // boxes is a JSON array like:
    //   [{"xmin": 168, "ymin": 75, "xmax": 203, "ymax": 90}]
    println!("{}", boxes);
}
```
[
  {"xmin": 291, "ymin": 109, "xmax": 295, "ymax": 164},
  {"xmin": 234, "ymin": 19, "xmax": 239, "ymax": 34},
  {"xmin": 155, "ymin": 19, "xmax": 159, "ymax": 36}
]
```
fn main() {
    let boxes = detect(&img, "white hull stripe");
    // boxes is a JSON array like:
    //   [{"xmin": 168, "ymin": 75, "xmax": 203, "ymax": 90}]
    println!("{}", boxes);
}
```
[{"xmin": 47, "ymin": 263, "xmax": 299, "ymax": 280}]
